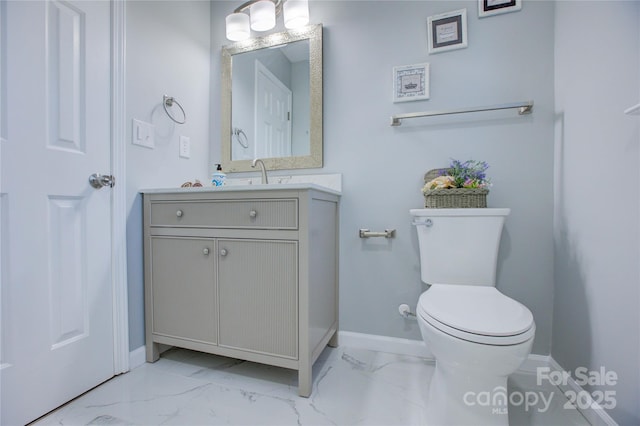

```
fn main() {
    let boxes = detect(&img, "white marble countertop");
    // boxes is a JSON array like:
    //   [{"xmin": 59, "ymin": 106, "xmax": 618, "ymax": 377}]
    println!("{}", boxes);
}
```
[
  {"xmin": 141, "ymin": 173, "xmax": 343, "ymax": 196},
  {"xmin": 140, "ymin": 182, "xmax": 341, "ymax": 196}
]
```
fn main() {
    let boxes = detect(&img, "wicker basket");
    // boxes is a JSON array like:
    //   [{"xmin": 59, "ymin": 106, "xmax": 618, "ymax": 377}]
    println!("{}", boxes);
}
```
[{"xmin": 423, "ymin": 169, "xmax": 489, "ymax": 208}]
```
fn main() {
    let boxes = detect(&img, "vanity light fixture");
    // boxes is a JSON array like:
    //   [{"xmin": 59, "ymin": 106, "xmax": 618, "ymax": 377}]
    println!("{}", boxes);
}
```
[{"xmin": 225, "ymin": 0, "xmax": 309, "ymax": 41}]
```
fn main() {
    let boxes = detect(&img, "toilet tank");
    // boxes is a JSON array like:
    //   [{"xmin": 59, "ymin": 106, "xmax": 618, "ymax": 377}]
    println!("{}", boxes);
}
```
[{"xmin": 410, "ymin": 208, "xmax": 510, "ymax": 286}]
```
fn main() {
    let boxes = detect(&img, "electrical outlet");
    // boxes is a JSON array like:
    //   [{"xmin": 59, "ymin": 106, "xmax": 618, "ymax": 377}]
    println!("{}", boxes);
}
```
[
  {"xmin": 179, "ymin": 135, "xmax": 191, "ymax": 159},
  {"xmin": 132, "ymin": 119, "xmax": 154, "ymax": 149}
]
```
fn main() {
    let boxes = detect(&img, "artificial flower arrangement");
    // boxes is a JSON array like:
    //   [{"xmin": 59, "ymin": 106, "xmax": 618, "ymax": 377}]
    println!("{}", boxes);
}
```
[{"xmin": 422, "ymin": 159, "xmax": 491, "ymax": 208}]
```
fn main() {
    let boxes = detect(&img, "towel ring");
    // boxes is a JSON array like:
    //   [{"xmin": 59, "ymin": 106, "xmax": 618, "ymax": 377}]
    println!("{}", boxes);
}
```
[
  {"xmin": 233, "ymin": 127, "xmax": 249, "ymax": 148},
  {"xmin": 163, "ymin": 95, "xmax": 186, "ymax": 124}
]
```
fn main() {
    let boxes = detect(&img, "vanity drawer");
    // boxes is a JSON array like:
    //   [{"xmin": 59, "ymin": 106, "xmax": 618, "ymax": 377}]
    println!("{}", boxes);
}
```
[{"xmin": 149, "ymin": 199, "xmax": 298, "ymax": 229}]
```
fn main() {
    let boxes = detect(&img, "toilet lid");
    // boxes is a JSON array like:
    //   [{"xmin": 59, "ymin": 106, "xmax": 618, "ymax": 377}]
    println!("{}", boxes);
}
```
[{"xmin": 418, "ymin": 285, "xmax": 535, "ymax": 345}]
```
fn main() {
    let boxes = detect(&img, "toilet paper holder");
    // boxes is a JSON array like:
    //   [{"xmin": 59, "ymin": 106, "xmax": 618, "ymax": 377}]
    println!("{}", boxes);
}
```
[{"xmin": 359, "ymin": 228, "xmax": 396, "ymax": 239}]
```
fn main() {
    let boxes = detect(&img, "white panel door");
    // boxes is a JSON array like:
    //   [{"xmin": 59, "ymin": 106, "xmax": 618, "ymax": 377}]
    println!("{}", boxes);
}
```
[
  {"xmin": 0, "ymin": 1, "xmax": 114, "ymax": 425},
  {"xmin": 255, "ymin": 60, "xmax": 292, "ymax": 158}
]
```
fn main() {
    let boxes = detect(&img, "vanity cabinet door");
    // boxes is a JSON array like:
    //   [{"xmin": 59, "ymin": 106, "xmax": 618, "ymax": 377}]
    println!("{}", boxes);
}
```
[
  {"xmin": 150, "ymin": 237, "xmax": 217, "ymax": 344},
  {"xmin": 217, "ymin": 239, "xmax": 298, "ymax": 359}
]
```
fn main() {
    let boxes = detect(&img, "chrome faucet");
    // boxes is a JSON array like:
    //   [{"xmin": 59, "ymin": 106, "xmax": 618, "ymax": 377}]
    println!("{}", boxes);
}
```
[{"xmin": 251, "ymin": 158, "xmax": 269, "ymax": 184}]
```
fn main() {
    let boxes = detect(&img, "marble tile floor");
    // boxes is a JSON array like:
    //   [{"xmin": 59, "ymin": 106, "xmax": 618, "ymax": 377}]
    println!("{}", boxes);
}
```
[{"xmin": 34, "ymin": 346, "xmax": 590, "ymax": 426}]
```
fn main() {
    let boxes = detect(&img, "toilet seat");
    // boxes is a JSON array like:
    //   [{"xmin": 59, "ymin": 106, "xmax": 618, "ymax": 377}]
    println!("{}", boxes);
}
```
[{"xmin": 417, "ymin": 285, "xmax": 535, "ymax": 345}]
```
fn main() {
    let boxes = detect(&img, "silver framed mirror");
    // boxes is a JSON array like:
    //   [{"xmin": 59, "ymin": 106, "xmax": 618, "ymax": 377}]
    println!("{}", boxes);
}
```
[{"xmin": 221, "ymin": 24, "xmax": 322, "ymax": 172}]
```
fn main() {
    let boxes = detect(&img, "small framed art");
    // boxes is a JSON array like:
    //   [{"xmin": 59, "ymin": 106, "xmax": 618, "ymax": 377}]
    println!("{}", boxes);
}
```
[
  {"xmin": 393, "ymin": 63, "xmax": 430, "ymax": 103},
  {"xmin": 427, "ymin": 9, "xmax": 468, "ymax": 54},
  {"xmin": 478, "ymin": 0, "xmax": 522, "ymax": 18}
]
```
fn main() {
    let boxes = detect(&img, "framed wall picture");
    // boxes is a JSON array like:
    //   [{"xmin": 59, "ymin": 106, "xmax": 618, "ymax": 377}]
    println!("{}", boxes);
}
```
[
  {"xmin": 393, "ymin": 63, "xmax": 430, "ymax": 103},
  {"xmin": 427, "ymin": 9, "xmax": 468, "ymax": 54},
  {"xmin": 478, "ymin": 0, "xmax": 522, "ymax": 18}
]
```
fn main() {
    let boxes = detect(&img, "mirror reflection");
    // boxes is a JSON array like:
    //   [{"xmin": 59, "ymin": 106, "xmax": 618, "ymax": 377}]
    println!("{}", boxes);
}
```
[
  {"xmin": 221, "ymin": 24, "xmax": 323, "ymax": 173},
  {"xmin": 231, "ymin": 39, "xmax": 310, "ymax": 160}
]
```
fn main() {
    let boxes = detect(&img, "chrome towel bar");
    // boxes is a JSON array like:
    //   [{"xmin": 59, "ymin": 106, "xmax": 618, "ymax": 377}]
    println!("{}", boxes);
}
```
[
  {"xmin": 624, "ymin": 103, "xmax": 640, "ymax": 115},
  {"xmin": 390, "ymin": 100, "xmax": 533, "ymax": 126}
]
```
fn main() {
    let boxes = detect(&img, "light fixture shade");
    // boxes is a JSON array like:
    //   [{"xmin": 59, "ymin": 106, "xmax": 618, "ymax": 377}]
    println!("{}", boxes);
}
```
[
  {"xmin": 226, "ymin": 13, "xmax": 250, "ymax": 41},
  {"xmin": 283, "ymin": 0, "xmax": 309, "ymax": 29},
  {"xmin": 250, "ymin": 0, "xmax": 276, "ymax": 31}
]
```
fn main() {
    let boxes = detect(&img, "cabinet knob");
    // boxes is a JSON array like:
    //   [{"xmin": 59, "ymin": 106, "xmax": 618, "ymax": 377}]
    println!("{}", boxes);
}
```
[
  {"xmin": 249, "ymin": 209, "xmax": 257, "ymax": 218},
  {"xmin": 203, "ymin": 247, "xmax": 210, "ymax": 255},
  {"xmin": 176, "ymin": 209, "xmax": 183, "ymax": 218},
  {"xmin": 220, "ymin": 248, "xmax": 228, "ymax": 257}
]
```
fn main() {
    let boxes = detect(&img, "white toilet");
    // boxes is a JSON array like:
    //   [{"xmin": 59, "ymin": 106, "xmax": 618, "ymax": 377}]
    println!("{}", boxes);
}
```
[{"xmin": 410, "ymin": 208, "xmax": 535, "ymax": 426}]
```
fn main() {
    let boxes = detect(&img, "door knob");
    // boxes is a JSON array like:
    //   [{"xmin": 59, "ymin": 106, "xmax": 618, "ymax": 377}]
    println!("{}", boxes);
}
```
[{"xmin": 89, "ymin": 173, "xmax": 115, "ymax": 189}]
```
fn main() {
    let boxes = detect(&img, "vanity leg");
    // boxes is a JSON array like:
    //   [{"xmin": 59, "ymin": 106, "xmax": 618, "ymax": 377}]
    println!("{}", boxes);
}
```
[
  {"xmin": 328, "ymin": 330, "xmax": 338, "ymax": 348},
  {"xmin": 298, "ymin": 367, "xmax": 312, "ymax": 398},
  {"xmin": 146, "ymin": 341, "xmax": 160, "ymax": 363}
]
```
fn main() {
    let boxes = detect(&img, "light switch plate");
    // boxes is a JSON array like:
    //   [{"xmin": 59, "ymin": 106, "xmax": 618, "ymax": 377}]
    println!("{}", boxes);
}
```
[
  {"xmin": 179, "ymin": 135, "xmax": 191, "ymax": 159},
  {"xmin": 132, "ymin": 119, "xmax": 154, "ymax": 149}
]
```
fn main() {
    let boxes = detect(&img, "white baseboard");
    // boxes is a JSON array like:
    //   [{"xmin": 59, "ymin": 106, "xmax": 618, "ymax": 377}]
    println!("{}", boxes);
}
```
[
  {"xmin": 519, "ymin": 353, "xmax": 551, "ymax": 373},
  {"xmin": 128, "ymin": 345, "xmax": 147, "ymax": 370},
  {"xmin": 547, "ymin": 357, "xmax": 618, "ymax": 426},
  {"xmin": 338, "ymin": 331, "xmax": 434, "ymax": 359}
]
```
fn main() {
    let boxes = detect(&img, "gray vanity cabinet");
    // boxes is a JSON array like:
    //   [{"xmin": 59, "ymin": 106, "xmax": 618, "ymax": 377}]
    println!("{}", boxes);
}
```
[
  {"xmin": 217, "ymin": 238, "xmax": 298, "ymax": 359},
  {"xmin": 150, "ymin": 236, "xmax": 217, "ymax": 345},
  {"xmin": 142, "ymin": 186, "xmax": 340, "ymax": 397}
]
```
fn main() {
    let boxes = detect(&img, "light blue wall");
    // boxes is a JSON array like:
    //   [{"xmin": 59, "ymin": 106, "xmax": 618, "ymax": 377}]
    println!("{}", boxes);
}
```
[
  {"xmin": 553, "ymin": 2, "xmax": 640, "ymax": 424},
  {"xmin": 210, "ymin": 0, "xmax": 556, "ymax": 355},
  {"xmin": 126, "ymin": 0, "xmax": 211, "ymax": 350}
]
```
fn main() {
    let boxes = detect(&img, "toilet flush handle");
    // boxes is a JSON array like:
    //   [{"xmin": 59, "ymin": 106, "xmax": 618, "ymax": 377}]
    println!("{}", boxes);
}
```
[{"xmin": 412, "ymin": 218, "xmax": 433, "ymax": 227}]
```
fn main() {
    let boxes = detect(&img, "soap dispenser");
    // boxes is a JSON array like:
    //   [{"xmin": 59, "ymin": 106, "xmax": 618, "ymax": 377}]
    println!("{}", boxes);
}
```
[{"xmin": 211, "ymin": 164, "xmax": 226, "ymax": 187}]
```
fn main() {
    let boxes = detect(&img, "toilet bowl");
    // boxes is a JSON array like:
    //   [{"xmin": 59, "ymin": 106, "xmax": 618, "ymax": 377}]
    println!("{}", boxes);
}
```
[
  {"xmin": 410, "ymin": 208, "xmax": 536, "ymax": 425},
  {"xmin": 418, "ymin": 286, "xmax": 535, "ymax": 425}
]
